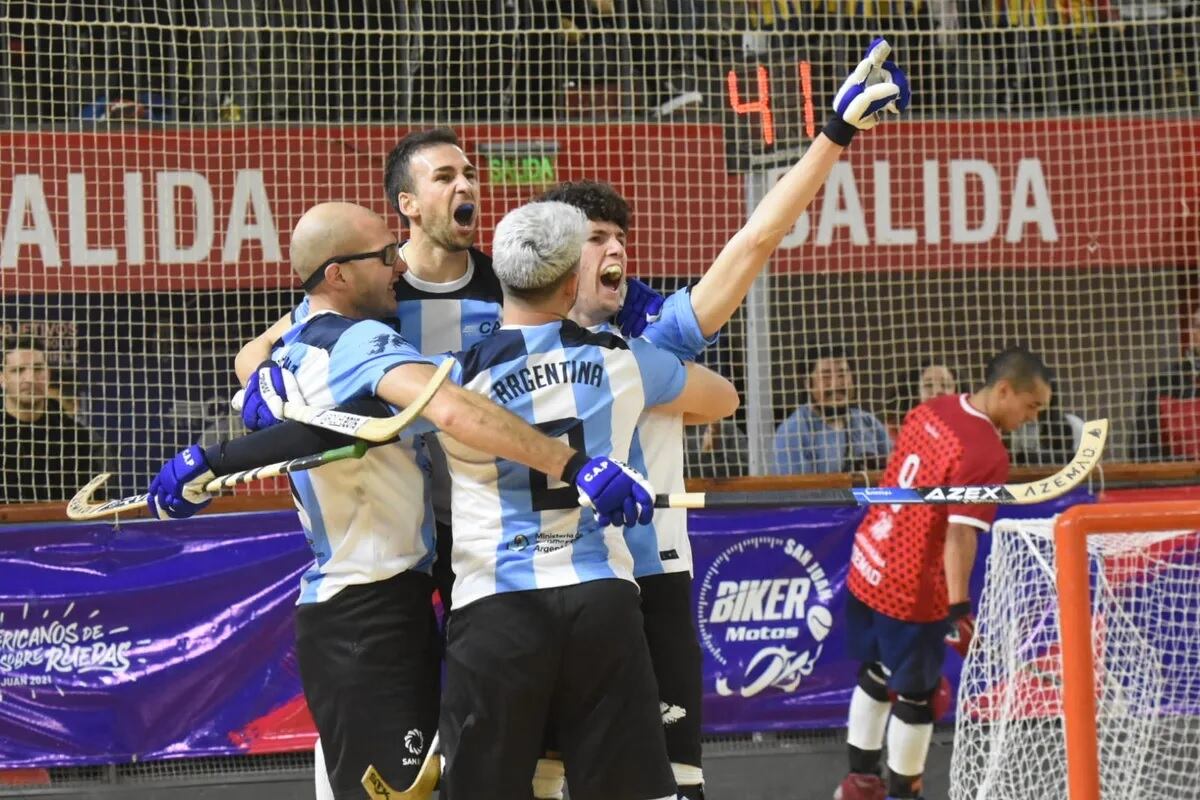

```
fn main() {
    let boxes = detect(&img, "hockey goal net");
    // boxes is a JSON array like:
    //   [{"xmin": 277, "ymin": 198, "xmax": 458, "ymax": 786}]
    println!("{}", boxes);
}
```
[{"xmin": 951, "ymin": 501, "xmax": 1200, "ymax": 800}]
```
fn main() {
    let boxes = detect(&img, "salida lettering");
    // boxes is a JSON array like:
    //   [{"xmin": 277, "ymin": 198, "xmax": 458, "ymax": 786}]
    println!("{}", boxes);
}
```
[
  {"xmin": 1, "ymin": 170, "xmax": 282, "ymax": 268},
  {"xmin": 773, "ymin": 158, "xmax": 1058, "ymax": 248}
]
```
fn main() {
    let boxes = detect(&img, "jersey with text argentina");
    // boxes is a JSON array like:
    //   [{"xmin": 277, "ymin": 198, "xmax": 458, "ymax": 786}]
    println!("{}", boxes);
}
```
[
  {"xmin": 272, "ymin": 311, "xmax": 435, "ymax": 605},
  {"xmin": 849, "ymin": 393, "xmax": 1009, "ymax": 622},
  {"xmin": 435, "ymin": 320, "xmax": 687, "ymax": 609},
  {"xmin": 597, "ymin": 287, "xmax": 718, "ymax": 577}
]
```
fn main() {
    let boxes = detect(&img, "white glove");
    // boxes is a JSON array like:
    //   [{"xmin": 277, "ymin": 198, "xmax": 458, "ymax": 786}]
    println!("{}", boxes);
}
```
[
  {"xmin": 824, "ymin": 37, "xmax": 911, "ymax": 144},
  {"xmin": 230, "ymin": 361, "xmax": 302, "ymax": 431}
]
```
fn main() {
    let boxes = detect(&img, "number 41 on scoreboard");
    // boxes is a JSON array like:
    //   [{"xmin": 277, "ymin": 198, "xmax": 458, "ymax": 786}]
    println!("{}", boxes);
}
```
[{"xmin": 727, "ymin": 61, "xmax": 817, "ymax": 145}]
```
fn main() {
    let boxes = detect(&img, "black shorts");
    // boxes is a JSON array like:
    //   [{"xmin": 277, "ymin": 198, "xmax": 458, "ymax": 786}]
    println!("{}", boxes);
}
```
[
  {"xmin": 845, "ymin": 592, "xmax": 946, "ymax": 696},
  {"xmin": 295, "ymin": 571, "xmax": 441, "ymax": 800},
  {"xmin": 433, "ymin": 519, "xmax": 455, "ymax": 615},
  {"xmin": 637, "ymin": 571, "xmax": 703, "ymax": 771},
  {"xmin": 440, "ymin": 579, "xmax": 675, "ymax": 800}
]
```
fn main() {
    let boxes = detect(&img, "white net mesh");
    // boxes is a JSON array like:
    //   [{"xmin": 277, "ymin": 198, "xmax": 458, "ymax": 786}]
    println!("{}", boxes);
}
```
[
  {"xmin": 951, "ymin": 516, "xmax": 1200, "ymax": 800},
  {"xmin": 1, "ymin": 3, "xmax": 1198, "ymax": 498}
]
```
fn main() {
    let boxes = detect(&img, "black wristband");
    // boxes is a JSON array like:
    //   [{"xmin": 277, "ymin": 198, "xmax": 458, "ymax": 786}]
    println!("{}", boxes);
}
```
[
  {"xmin": 821, "ymin": 116, "xmax": 858, "ymax": 147},
  {"xmin": 948, "ymin": 601, "xmax": 972, "ymax": 621},
  {"xmin": 561, "ymin": 451, "xmax": 591, "ymax": 484}
]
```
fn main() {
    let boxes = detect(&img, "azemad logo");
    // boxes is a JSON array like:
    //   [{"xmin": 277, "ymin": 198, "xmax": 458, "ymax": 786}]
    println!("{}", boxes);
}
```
[{"xmin": 696, "ymin": 536, "xmax": 835, "ymax": 698}]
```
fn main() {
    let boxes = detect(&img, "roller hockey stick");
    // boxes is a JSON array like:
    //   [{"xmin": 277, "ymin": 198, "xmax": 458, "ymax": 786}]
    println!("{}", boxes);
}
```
[
  {"xmin": 67, "ymin": 360, "xmax": 453, "ymax": 521},
  {"xmin": 658, "ymin": 418, "xmax": 1108, "ymax": 510},
  {"xmin": 66, "ymin": 441, "xmax": 371, "ymax": 520},
  {"xmin": 362, "ymin": 732, "xmax": 440, "ymax": 800},
  {"xmin": 279, "ymin": 359, "xmax": 453, "ymax": 442}
]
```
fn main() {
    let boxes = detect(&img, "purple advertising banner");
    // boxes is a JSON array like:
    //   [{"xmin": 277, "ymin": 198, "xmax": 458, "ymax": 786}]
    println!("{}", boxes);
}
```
[
  {"xmin": 0, "ymin": 511, "xmax": 313, "ymax": 767},
  {"xmin": 688, "ymin": 491, "xmax": 1094, "ymax": 732},
  {"xmin": 1, "ymin": 493, "xmax": 1093, "ymax": 766}
]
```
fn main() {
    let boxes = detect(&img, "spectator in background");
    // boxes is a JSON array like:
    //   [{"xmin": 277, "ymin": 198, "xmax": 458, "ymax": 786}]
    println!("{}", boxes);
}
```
[
  {"xmin": 0, "ymin": 337, "xmax": 99, "ymax": 502},
  {"xmin": 685, "ymin": 417, "xmax": 749, "ymax": 478},
  {"xmin": 884, "ymin": 361, "xmax": 958, "ymax": 437},
  {"xmin": 1010, "ymin": 389, "xmax": 1082, "ymax": 466},
  {"xmin": 1135, "ymin": 305, "xmax": 1200, "ymax": 461},
  {"xmin": 771, "ymin": 345, "xmax": 891, "ymax": 475}
]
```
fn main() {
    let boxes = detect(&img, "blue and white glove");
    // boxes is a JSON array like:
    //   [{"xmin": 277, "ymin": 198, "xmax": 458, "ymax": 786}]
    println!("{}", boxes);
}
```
[
  {"xmin": 146, "ymin": 445, "xmax": 215, "ymax": 520},
  {"xmin": 567, "ymin": 454, "xmax": 655, "ymax": 528},
  {"xmin": 615, "ymin": 279, "xmax": 665, "ymax": 339},
  {"xmin": 230, "ymin": 360, "xmax": 300, "ymax": 431},
  {"xmin": 823, "ymin": 37, "xmax": 911, "ymax": 146}
]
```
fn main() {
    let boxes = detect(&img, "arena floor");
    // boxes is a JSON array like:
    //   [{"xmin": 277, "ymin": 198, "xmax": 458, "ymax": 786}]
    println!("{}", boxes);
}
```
[{"xmin": 3, "ymin": 728, "xmax": 955, "ymax": 799}]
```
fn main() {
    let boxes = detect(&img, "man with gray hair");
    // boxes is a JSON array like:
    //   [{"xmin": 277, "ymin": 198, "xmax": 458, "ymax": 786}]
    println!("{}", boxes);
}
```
[{"xmin": 434, "ymin": 201, "xmax": 739, "ymax": 800}]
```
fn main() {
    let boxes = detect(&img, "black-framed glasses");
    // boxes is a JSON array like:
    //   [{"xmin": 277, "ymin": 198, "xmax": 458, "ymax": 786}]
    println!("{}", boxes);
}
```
[{"xmin": 301, "ymin": 242, "xmax": 400, "ymax": 291}]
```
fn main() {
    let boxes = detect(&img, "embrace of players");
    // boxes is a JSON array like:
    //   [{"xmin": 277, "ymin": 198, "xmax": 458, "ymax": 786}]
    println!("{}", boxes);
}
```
[{"xmin": 138, "ymin": 39, "xmax": 1053, "ymax": 800}]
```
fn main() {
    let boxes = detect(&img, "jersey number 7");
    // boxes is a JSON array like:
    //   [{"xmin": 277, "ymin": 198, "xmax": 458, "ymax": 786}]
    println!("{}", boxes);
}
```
[{"xmin": 529, "ymin": 417, "xmax": 586, "ymax": 511}]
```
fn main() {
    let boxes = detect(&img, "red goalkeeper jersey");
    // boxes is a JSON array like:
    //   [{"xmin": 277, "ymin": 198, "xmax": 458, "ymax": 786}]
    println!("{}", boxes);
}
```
[{"xmin": 848, "ymin": 393, "xmax": 1009, "ymax": 622}]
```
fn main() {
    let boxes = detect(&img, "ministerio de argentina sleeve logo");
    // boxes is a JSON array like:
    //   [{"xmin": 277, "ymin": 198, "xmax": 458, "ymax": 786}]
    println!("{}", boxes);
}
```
[{"xmin": 696, "ymin": 536, "xmax": 835, "ymax": 698}]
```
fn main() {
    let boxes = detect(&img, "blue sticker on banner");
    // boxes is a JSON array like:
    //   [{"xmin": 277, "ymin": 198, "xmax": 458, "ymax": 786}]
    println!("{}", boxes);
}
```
[{"xmin": 696, "ymin": 535, "xmax": 836, "ymax": 699}]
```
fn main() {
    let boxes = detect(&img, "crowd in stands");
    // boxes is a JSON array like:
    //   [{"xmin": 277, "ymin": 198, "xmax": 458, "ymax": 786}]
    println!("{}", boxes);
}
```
[
  {"xmin": 2, "ymin": 1, "xmax": 1196, "ymax": 124},
  {"xmin": 3, "ymin": 310, "xmax": 1199, "ymax": 501}
]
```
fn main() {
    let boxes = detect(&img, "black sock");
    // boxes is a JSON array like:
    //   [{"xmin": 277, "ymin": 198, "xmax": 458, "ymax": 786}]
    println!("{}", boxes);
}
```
[
  {"xmin": 847, "ymin": 744, "xmax": 882, "ymax": 775},
  {"xmin": 887, "ymin": 770, "xmax": 923, "ymax": 798}
]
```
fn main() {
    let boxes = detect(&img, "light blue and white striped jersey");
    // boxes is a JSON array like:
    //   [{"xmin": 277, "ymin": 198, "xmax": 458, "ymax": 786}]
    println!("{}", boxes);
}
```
[
  {"xmin": 291, "ymin": 247, "xmax": 502, "ymax": 352},
  {"xmin": 599, "ymin": 287, "xmax": 719, "ymax": 578},
  {"xmin": 436, "ymin": 319, "xmax": 687, "ymax": 609},
  {"xmin": 391, "ymin": 247, "xmax": 503, "ymax": 353},
  {"xmin": 271, "ymin": 310, "xmax": 436, "ymax": 605},
  {"xmin": 291, "ymin": 247, "xmax": 503, "ymax": 525}
]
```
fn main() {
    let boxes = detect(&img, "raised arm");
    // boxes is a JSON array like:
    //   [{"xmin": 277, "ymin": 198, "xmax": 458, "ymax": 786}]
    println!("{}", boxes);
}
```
[
  {"xmin": 650, "ymin": 363, "xmax": 740, "ymax": 424},
  {"xmin": 688, "ymin": 39, "xmax": 910, "ymax": 338},
  {"xmin": 689, "ymin": 136, "xmax": 846, "ymax": 337}
]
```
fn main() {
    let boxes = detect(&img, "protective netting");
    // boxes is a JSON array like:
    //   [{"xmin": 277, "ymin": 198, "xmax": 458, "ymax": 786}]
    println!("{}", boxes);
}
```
[
  {"xmin": 1, "ymin": 3, "xmax": 1198, "ymax": 498},
  {"xmin": 951, "ymin": 517, "xmax": 1200, "ymax": 800}
]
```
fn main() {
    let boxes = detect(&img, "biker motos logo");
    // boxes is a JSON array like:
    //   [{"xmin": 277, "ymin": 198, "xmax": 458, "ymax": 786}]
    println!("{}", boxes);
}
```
[{"xmin": 696, "ymin": 536, "xmax": 835, "ymax": 698}]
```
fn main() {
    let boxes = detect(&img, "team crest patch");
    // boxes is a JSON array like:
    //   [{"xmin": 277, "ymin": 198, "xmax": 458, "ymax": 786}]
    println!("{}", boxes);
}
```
[
  {"xmin": 404, "ymin": 728, "xmax": 424, "ymax": 756},
  {"xmin": 696, "ymin": 536, "xmax": 835, "ymax": 698}
]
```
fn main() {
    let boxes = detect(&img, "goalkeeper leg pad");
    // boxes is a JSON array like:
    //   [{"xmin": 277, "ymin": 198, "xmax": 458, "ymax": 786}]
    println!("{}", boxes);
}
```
[
  {"xmin": 848, "ymin": 663, "xmax": 891, "ymax": 756},
  {"xmin": 887, "ymin": 694, "xmax": 934, "ymax": 789}
]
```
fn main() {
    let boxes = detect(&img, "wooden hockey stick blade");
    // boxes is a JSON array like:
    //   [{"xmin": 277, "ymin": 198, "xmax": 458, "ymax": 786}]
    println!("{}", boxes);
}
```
[
  {"xmin": 67, "ymin": 361, "xmax": 451, "ymax": 521},
  {"xmin": 658, "ymin": 418, "xmax": 1108, "ymax": 510},
  {"xmin": 362, "ymin": 732, "xmax": 440, "ymax": 800},
  {"xmin": 66, "ymin": 441, "xmax": 371, "ymax": 521},
  {"xmin": 66, "ymin": 474, "xmax": 148, "ymax": 521},
  {"xmin": 281, "ymin": 360, "xmax": 453, "ymax": 442}
]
